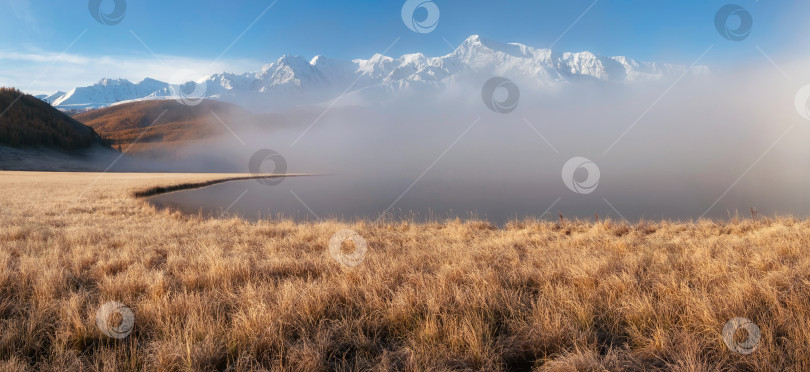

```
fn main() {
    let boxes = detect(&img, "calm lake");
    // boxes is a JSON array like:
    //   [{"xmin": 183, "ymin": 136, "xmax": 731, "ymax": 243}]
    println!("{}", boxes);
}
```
[
  {"xmin": 148, "ymin": 175, "xmax": 563, "ymax": 224},
  {"xmin": 146, "ymin": 173, "xmax": 810, "ymax": 225}
]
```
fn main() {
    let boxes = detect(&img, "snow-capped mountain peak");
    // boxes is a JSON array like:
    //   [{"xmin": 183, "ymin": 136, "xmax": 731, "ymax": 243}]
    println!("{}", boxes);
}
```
[
  {"xmin": 96, "ymin": 78, "xmax": 130, "ymax": 86},
  {"xmin": 41, "ymin": 35, "xmax": 708, "ymax": 111},
  {"xmin": 52, "ymin": 78, "xmax": 171, "ymax": 109}
]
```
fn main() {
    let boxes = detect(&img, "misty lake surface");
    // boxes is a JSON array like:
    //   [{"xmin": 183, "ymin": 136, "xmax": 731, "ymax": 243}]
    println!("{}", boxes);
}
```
[
  {"xmin": 148, "ymin": 175, "xmax": 565, "ymax": 224},
  {"xmin": 146, "ymin": 174, "xmax": 810, "ymax": 225}
]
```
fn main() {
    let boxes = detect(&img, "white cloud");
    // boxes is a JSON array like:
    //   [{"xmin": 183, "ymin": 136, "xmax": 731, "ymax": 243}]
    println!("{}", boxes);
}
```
[
  {"xmin": 0, "ymin": 50, "xmax": 262, "ymax": 95},
  {"xmin": 0, "ymin": 51, "xmax": 91, "ymax": 64}
]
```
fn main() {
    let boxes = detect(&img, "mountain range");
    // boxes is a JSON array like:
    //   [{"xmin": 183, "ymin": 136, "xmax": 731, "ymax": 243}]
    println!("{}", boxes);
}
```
[{"xmin": 36, "ymin": 35, "xmax": 709, "ymax": 112}]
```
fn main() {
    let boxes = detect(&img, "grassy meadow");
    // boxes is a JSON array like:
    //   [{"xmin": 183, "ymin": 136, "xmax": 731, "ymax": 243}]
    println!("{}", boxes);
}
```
[{"xmin": 0, "ymin": 171, "xmax": 808, "ymax": 371}]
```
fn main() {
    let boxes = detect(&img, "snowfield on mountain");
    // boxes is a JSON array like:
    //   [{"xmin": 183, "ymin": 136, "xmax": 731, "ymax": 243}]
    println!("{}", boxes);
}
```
[{"xmin": 41, "ymin": 35, "xmax": 708, "ymax": 112}]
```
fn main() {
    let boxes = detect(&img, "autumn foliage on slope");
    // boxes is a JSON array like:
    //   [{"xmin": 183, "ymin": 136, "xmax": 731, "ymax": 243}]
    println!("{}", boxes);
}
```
[
  {"xmin": 74, "ymin": 99, "xmax": 254, "ymax": 152},
  {"xmin": 0, "ymin": 87, "xmax": 109, "ymax": 150}
]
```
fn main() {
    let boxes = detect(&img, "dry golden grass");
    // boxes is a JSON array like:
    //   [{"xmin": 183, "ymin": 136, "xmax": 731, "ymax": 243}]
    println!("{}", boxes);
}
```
[{"xmin": 1, "ymin": 171, "xmax": 809, "ymax": 371}]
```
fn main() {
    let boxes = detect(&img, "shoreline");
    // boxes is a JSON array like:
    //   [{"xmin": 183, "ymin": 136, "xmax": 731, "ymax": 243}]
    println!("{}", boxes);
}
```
[{"xmin": 130, "ymin": 173, "xmax": 313, "ymax": 198}]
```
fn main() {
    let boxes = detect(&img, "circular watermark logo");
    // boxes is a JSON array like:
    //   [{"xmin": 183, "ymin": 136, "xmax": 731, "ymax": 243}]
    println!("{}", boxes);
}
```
[
  {"xmin": 168, "ymin": 69, "xmax": 207, "ymax": 107},
  {"xmin": 248, "ymin": 149, "xmax": 288, "ymax": 187},
  {"xmin": 88, "ymin": 0, "xmax": 127, "ymax": 25},
  {"xmin": 722, "ymin": 317, "xmax": 761, "ymax": 354},
  {"xmin": 714, "ymin": 4, "xmax": 752, "ymax": 41},
  {"xmin": 482, "ymin": 77, "xmax": 520, "ymax": 114},
  {"xmin": 95, "ymin": 301, "xmax": 135, "ymax": 339},
  {"xmin": 328, "ymin": 229, "xmax": 368, "ymax": 267},
  {"xmin": 794, "ymin": 85, "xmax": 810, "ymax": 120},
  {"xmin": 401, "ymin": 0, "xmax": 440, "ymax": 34},
  {"xmin": 562, "ymin": 157, "xmax": 600, "ymax": 195}
]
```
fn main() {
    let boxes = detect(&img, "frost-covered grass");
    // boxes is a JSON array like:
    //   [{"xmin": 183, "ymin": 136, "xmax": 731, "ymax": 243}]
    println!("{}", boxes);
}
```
[{"xmin": 1, "ymin": 171, "xmax": 809, "ymax": 371}]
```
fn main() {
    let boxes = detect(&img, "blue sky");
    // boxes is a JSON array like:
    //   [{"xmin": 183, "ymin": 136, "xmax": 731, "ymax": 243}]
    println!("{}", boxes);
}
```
[{"xmin": 1, "ymin": 0, "xmax": 808, "ymax": 94}]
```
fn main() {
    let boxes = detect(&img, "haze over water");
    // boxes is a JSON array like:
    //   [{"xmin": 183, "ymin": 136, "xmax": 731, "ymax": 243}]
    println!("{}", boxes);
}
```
[{"xmin": 141, "ymin": 48, "xmax": 810, "ymax": 225}]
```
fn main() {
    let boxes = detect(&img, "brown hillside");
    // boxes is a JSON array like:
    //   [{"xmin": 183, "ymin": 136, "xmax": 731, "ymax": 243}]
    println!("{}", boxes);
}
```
[
  {"xmin": 74, "ymin": 99, "xmax": 253, "ymax": 153},
  {"xmin": 0, "ymin": 87, "xmax": 110, "ymax": 150}
]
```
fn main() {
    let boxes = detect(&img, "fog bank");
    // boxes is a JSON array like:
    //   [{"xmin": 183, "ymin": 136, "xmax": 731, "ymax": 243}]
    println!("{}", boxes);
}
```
[{"xmin": 149, "ymin": 59, "xmax": 810, "ymax": 221}]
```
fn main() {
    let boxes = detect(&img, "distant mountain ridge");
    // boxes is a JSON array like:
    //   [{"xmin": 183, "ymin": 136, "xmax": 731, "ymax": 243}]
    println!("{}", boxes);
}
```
[
  {"xmin": 46, "ymin": 78, "xmax": 172, "ymax": 110},
  {"xmin": 38, "ymin": 35, "xmax": 709, "ymax": 112}
]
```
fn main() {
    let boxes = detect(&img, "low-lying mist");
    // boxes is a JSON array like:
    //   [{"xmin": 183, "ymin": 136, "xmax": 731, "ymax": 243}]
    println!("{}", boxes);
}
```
[{"xmin": 145, "ymin": 59, "xmax": 810, "ymax": 222}]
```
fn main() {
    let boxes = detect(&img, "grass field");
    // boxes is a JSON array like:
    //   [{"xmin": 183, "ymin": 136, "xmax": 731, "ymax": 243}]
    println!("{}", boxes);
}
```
[{"xmin": 1, "ymin": 171, "xmax": 809, "ymax": 371}]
